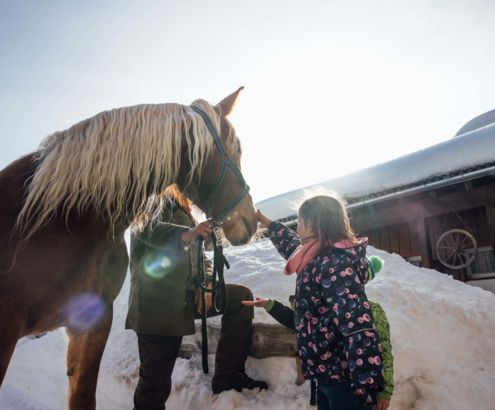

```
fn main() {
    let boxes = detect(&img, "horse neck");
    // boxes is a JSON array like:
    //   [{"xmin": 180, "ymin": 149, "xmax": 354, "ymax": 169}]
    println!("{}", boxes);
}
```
[
  {"xmin": 0, "ymin": 154, "xmax": 36, "ymax": 216},
  {"xmin": 0, "ymin": 154, "xmax": 127, "ymax": 239}
]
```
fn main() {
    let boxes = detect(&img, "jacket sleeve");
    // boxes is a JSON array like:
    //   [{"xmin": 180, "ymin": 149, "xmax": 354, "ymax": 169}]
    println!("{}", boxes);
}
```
[
  {"xmin": 267, "ymin": 221, "xmax": 301, "ymax": 260},
  {"xmin": 371, "ymin": 302, "xmax": 394, "ymax": 401},
  {"xmin": 268, "ymin": 300, "xmax": 296, "ymax": 330},
  {"xmin": 317, "ymin": 258, "xmax": 385, "ymax": 405}
]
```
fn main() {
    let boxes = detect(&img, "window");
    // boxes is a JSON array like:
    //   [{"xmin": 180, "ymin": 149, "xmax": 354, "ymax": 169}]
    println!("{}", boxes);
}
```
[
  {"xmin": 466, "ymin": 246, "xmax": 495, "ymax": 279},
  {"xmin": 407, "ymin": 256, "xmax": 422, "ymax": 267}
]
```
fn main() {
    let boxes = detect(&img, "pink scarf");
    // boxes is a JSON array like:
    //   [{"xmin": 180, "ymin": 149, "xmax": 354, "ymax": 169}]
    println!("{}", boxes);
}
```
[
  {"xmin": 284, "ymin": 237, "xmax": 366, "ymax": 275},
  {"xmin": 284, "ymin": 238, "xmax": 320, "ymax": 275}
]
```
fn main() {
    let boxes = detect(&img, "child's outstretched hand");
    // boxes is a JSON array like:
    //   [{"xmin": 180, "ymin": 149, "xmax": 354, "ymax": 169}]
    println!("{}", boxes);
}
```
[
  {"xmin": 256, "ymin": 210, "xmax": 273, "ymax": 229},
  {"xmin": 375, "ymin": 398, "xmax": 390, "ymax": 410},
  {"xmin": 241, "ymin": 297, "xmax": 270, "ymax": 308}
]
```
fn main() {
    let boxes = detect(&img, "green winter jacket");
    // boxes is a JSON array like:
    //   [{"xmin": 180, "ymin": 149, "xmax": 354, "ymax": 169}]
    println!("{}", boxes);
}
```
[
  {"xmin": 370, "ymin": 301, "xmax": 394, "ymax": 401},
  {"xmin": 125, "ymin": 202, "xmax": 212, "ymax": 336}
]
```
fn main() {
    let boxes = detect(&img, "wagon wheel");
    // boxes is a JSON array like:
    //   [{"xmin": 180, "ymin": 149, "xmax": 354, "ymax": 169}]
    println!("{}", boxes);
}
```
[{"xmin": 435, "ymin": 228, "xmax": 478, "ymax": 270}]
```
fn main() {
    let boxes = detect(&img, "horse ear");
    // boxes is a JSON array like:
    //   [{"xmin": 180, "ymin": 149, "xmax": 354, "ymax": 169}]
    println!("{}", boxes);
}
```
[{"xmin": 217, "ymin": 86, "xmax": 244, "ymax": 117}]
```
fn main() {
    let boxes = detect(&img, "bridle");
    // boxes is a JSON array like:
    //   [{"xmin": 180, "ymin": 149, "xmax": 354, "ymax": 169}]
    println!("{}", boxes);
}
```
[
  {"xmin": 190, "ymin": 106, "xmax": 250, "ymax": 224},
  {"xmin": 190, "ymin": 105, "xmax": 252, "ymax": 374}
]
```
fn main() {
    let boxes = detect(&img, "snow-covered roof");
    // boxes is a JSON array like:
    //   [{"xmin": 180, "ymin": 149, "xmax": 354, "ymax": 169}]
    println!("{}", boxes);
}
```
[
  {"xmin": 455, "ymin": 109, "xmax": 495, "ymax": 137},
  {"xmin": 257, "ymin": 121, "xmax": 495, "ymax": 221}
]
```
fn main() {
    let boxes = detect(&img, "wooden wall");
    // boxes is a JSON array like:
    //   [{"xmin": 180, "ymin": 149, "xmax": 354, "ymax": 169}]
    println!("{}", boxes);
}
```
[{"xmin": 350, "ymin": 177, "xmax": 495, "ymax": 280}]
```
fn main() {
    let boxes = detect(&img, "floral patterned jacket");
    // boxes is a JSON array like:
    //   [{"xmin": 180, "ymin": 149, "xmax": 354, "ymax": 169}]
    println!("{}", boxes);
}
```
[{"xmin": 268, "ymin": 222, "xmax": 384, "ymax": 405}]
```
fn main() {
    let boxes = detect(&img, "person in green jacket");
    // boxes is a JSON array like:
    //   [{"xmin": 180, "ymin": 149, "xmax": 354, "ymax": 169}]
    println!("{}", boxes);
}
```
[
  {"xmin": 243, "ymin": 255, "xmax": 394, "ymax": 410},
  {"xmin": 366, "ymin": 256, "xmax": 394, "ymax": 410},
  {"xmin": 126, "ymin": 186, "xmax": 267, "ymax": 410}
]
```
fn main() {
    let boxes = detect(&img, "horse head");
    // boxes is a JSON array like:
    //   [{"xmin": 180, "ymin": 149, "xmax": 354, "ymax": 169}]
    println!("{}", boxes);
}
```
[
  {"xmin": 14, "ymin": 89, "xmax": 258, "ymax": 245},
  {"xmin": 177, "ymin": 88, "xmax": 257, "ymax": 245}
]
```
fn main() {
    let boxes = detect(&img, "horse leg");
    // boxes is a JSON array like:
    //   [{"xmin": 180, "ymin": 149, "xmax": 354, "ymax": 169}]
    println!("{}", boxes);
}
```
[{"xmin": 66, "ymin": 306, "xmax": 113, "ymax": 410}]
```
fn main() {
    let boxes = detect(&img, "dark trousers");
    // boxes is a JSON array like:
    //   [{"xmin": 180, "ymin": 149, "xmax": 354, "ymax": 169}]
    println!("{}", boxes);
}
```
[
  {"xmin": 134, "ymin": 284, "xmax": 254, "ymax": 410},
  {"xmin": 316, "ymin": 382, "xmax": 374, "ymax": 410}
]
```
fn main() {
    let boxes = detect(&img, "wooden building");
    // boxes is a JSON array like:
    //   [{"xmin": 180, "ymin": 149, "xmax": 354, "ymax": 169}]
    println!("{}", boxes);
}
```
[
  {"xmin": 347, "ymin": 167, "xmax": 495, "ymax": 282},
  {"xmin": 257, "ymin": 111, "xmax": 495, "ymax": 285}
]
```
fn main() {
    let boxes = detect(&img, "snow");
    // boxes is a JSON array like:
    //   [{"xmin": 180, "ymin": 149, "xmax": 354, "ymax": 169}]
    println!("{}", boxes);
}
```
[
  {"xmin": 1, "ymin": 239, "xmax": 495, "ymax": 409},
  {"xmin": 257, "ymin": 123, "xmax": 495, "ymax": 221}
]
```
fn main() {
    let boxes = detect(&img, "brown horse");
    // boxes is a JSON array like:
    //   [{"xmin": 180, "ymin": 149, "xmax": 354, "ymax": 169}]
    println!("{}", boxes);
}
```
[{"xmin": 0, "ymin": 88, "xmax": 257, "ymax": 409}]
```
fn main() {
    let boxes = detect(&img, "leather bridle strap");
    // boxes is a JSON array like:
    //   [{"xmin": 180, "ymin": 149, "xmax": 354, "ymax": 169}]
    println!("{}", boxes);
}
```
[{"xmin": 189, "ymin": 106, "xmax": 250, "ymax": 224}]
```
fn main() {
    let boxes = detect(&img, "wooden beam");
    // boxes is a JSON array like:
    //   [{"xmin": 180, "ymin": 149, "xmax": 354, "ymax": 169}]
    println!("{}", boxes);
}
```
[
  {"xmin": 249, "ymin": 323, "xmax": 298, "ymax": 358},
  {"xmin": 390, "ymin": 226, "xmax": 400, "ymax": 254},
  {"xmin": 408, "ymin": 221, "xmax": 420, "ymax": 256},
  {"xmin": 486, "ymin": 205, "xmax": 495, "ymax": 249},
  {"xmin": 415, "ymin": 218, "xmax": 431, "ymax": 268},
  {"xmin": 180, "ymin": 322, "xmax": 297, "ymax": 359}
]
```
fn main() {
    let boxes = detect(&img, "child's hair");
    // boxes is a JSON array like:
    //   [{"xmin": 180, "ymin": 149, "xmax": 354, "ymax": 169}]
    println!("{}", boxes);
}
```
[{"xmin": 298, "ymin": 194, "xmax": 355, "ymax": 245}]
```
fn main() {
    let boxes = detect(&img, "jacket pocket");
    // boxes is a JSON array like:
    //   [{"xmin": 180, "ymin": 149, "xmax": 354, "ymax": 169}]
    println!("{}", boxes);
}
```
[
  {"xmin": 132, "ymin": 286, "xmax": 195, "ymax": 335},
  {"xmin": 138, "ymin": 283, "xmax": 182, "ymax": 302}
]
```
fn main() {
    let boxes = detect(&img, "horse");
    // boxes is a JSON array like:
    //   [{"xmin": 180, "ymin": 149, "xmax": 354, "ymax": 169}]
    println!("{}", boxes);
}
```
[{"xmin": 0, "ymin": 87, "xmax": 258, "ymax": 409}]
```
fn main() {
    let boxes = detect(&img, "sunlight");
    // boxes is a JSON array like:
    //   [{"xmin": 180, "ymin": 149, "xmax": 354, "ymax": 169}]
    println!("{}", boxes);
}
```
[
  {"xmin": 230, "ymin": 43, "xmax": 455, "ymax": 202},
  {"xmin": 63, "ymin": 293, "xmax": 105, "ymax": 333},
  {"xmin": 143, "ymin": 251, "xmax": 175, "ymax": 279}
]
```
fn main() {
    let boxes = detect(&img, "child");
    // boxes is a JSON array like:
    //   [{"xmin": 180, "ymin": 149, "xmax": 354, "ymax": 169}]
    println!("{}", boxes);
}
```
[
  {"xmin": 245, "ymin": 255, "xmax": 394, "ymax": 410},
  {"xmin": 250, "ymin": 195, "xmax": 384, "ymax": 409},
  {"xmin": 366, "ymin": 257, "xmax": 394, "ymax": 410}
]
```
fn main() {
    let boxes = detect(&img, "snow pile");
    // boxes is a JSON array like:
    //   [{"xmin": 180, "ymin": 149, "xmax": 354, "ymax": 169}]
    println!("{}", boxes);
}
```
[{"xmin": 1, "ymin": 240, "xmax": 495, "ymax": 409}]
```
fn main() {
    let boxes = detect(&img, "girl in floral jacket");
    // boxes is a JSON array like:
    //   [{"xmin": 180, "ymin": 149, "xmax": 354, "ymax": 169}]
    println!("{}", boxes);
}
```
[
  {"xmin": 245, "ymin": 255, "xmax": 394, "ymax": 410},
  {"xmin": 254, "ymin": 195, "xmax": 384, "ymax": 409}
]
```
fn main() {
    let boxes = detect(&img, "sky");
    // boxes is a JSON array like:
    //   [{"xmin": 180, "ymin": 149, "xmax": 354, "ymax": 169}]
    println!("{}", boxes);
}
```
[{"xmin": 1, "ymin": 0, "xmax": 495, "ymax": 202}]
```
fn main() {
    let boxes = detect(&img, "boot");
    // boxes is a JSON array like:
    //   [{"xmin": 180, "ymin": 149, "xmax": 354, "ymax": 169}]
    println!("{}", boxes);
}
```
[{"xmin": 212, "ymin": 371, "xmax": 268, "ymax": 394}]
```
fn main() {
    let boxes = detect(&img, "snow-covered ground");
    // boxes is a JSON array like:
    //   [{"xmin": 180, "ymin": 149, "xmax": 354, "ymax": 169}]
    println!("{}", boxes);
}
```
[{"xmin": 1, "ymin": 239, "xmax": 495, "ymax": 409}]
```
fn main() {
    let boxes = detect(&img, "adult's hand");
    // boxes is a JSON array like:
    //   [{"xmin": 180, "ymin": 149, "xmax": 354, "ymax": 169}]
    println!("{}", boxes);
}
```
[
  {"xmin": 256, "ymin": 210, "xmax": 273, "ymax": 229},
  {"xmin": 241, "ymin": 297, "xmax": 270, "ymax": 308},
  {"xmin": 181, "ymin": 220, "xmax": 213, "ymax": 244}
]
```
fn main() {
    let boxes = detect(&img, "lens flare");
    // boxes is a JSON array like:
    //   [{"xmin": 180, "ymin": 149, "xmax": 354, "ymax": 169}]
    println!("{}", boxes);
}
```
[
  {"xmin": 143, "ymin": 251, "xmax": 175, "ymax": 279},
  {"xmin": 64, "ymin": 293, "xmax": 105, "ymax": 332}
]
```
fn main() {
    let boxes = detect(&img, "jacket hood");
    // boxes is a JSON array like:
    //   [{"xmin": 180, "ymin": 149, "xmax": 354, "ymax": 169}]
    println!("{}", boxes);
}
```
[
  {"xmin": 332, "ymin": 236, "xmax": 368, "ymax": 249},
  {"xmin": 331, "ymin": 237, "xmax": 370, "ymax": 285}
]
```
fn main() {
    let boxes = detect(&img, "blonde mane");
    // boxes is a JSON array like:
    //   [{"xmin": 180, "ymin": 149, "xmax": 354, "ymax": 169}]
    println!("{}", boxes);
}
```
[{"xmin": 16, "ymin": 99, "xmax": 221, "ymax": 237}]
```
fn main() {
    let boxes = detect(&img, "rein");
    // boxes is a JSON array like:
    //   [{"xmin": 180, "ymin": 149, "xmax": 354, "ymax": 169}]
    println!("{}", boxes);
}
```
[
  {"xmin": 198, "ymin": 223, "xmax": 229, "ymax": 374},
  {"xmin": 190, "ymin": 106, "xmax": 250, "ymax": 224}
]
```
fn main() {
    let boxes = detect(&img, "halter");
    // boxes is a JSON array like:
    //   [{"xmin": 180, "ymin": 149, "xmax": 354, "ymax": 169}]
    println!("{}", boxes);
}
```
[{"xmin": 190, "ymin": 106, "xmax": 250, "ymax": 224}]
